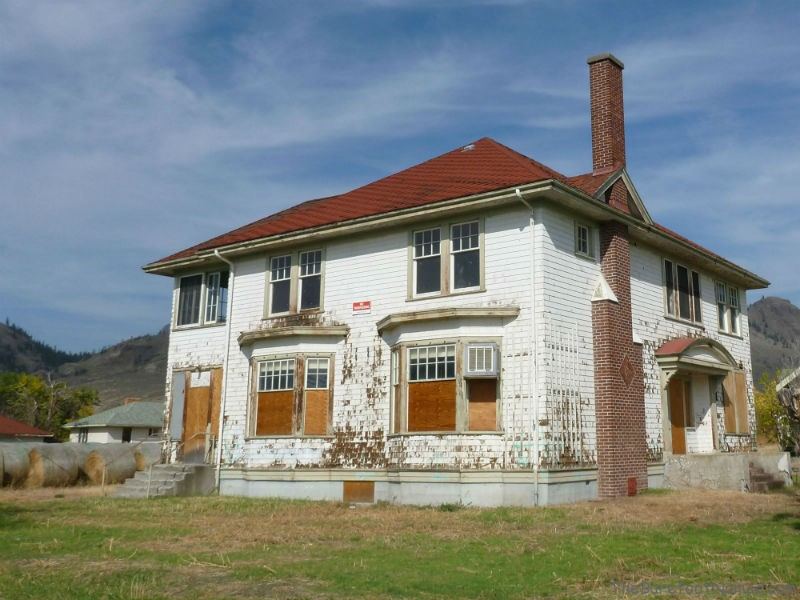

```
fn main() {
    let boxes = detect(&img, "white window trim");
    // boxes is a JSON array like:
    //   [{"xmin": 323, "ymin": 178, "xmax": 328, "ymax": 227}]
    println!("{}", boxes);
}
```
[
  {"xmin": 265, "ymin": 249, "xmax": 325, "ymax": 318},
  {"xmin": 407, "ymin": 344, "xmax": 456, "ymax": 382},
  {"xmin": 716, "ymin": 281, "xmax": 742, "ymax": 336},
  {"xmin": 304, "ymin": 357, "xmax": 330, "ymax": 390},
  {"xmin": 574, "ymin": 221, "xmax": 596, "ymax": 260},
  {"xmin": 449, "ymin": 220, "xmax": 482, "ymax": 293},
  {"xmin": 407, "ymin": 217, "xmax": 485, "ymax": 301}
]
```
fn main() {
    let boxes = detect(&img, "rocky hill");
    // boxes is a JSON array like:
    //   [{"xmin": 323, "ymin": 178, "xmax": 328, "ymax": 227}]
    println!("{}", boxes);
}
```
[{"xmin": 748, "ymin": 296, "xmax": 800, "ymax": 384}]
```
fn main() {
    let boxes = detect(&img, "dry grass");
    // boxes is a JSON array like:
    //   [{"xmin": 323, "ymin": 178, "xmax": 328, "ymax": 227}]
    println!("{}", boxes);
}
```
[
  {"xmin": 0, "ymin": 483, "xmax": 117, "ymax": 502},
  {"xmin": 1, "ymin": 488, "xmax": 798, "ymax": 599}
]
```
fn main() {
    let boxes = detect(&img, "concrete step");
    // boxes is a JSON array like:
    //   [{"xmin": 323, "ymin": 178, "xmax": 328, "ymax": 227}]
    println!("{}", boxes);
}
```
[{"xmin": 133, "ymin": 470, "xmax": 187, "ymax": 483}]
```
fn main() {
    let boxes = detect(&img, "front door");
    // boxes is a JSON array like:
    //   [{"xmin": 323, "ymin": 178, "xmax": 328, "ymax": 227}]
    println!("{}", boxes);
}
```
[
  {"xmin": 175, "ymin": 368, "xmax": 222, "ymax": 463},
  {"xmin": 668, "ymin": 377, "xmax": 690, "ymax": 455}
]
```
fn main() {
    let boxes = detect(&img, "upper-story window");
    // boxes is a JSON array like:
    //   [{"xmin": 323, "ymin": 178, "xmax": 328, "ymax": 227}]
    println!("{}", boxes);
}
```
[
  {"xmin": 574, "ymin": 222, "xmax": 596, "ymax": 259},
  {"xmin": 716, "ymin": 282, "xmax": 741, "ymax": 335},
  {"xmin": 664, "ymin": 259, "xmax": 701, "ymax": 324},
  {"xmin": 176, "ymin": 271, "xmax": 229, "ymax": 327},
  {"xmin": 267, "ymin": 249, "xmax": 324, "ymax": 317},
  {"xmin": 410, "ymin": 219, "xmax": 483, "ymax": 299}
]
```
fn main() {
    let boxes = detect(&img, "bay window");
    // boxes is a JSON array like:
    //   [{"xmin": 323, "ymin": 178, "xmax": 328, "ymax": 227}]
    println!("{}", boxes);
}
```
[
  {"xmin": 253, "ymin": 354, "xmax": 332, "ymax": 437},
  {"xmin": 392, "ymin": 340, "xmax": 499, "ymax": 433}
]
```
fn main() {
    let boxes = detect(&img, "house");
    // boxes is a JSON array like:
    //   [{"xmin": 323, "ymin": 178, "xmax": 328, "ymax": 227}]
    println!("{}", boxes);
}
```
[
  {"xmin": 0, "ymin": 414, "xmax": 51, "ymax": 443},
  {"xmin": 144, "ymin": 54, "xmax": 775, "ymax": 505},
  {"xmin": 64, "ymin": 401, "xmax": 163, "ymax": 444}
]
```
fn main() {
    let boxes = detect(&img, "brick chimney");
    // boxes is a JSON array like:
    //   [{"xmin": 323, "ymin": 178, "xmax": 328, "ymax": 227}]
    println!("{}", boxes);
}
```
[
  {"xmin": 588, "ymin": 53, "xmax": 648, "ymax": 499},
  {"xmin": 588, "ymin": 53, "xmax": 625, "ymax": 175}
]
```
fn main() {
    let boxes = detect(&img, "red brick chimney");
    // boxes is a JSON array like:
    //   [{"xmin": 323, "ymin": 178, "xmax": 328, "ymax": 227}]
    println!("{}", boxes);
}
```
[
  {"xmin": 588, "ymin": 53, "xmax": 648, "ymax": 499},
  {"xmin": 588, "ymin": 53, "xmax": 625, "ymax": 175}
]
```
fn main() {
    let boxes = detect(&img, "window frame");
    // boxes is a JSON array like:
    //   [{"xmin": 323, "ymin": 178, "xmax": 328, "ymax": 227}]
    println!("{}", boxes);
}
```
[
  {"xmin": 391, "ymin": 337, "xmax": 501, "ymax": 435},
  {"xmin": 449, "ymin": 220, "xmax": 482, "ymax": 292},
  {"xmin": 264, "ymin": 248, "xmax": 326, "ymax": 318},
  {"xmin": 249, "ymin": 352, "xmax": 335, "ymax": 438},
  {"xmin": 174, "ymin": 270, "xmax": 231, "ymax": 330},
  {"xmin": 574, "ymin": 221, "xmax": 596, "ymax": 260},
  {"xmin": 407, "ymin": 217, "xmax": 485, "ymax": 300},
  {"xmin": 662, "ymin": 259, "xmax": 703, "ymax": 325},
  {"xmin": 716, "ymin": 281, "xmax": 742, "ymax": 336}
]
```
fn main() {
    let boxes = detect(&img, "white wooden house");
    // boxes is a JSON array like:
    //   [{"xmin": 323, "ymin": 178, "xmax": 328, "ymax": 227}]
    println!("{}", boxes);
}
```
[{"xmin": 144, "ymin": 54, "xmax": 774, "ymax": 505}]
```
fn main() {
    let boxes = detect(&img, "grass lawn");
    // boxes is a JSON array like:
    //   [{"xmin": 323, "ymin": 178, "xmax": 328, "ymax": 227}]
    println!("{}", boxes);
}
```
[{"xmin": 0, "ymin": 487, "xmax": 798, "ymax": 599}]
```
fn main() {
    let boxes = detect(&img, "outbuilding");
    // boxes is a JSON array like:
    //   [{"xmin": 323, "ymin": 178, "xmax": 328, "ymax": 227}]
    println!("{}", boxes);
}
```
[{"xmin": 65, "ymin": 401, "xmax": 163, "ymax": 444}]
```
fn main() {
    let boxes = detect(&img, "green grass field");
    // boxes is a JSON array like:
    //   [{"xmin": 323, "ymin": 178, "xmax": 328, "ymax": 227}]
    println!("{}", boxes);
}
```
[{"xmin": 0, "ymin": 488, "xmax": 798, "ymax": 599}]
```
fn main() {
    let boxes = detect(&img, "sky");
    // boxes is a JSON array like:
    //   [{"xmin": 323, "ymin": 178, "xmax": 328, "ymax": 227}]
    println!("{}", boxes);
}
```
[{"xmin": 0, "ymin": 0, "xmax": 799, "ymax": 352}]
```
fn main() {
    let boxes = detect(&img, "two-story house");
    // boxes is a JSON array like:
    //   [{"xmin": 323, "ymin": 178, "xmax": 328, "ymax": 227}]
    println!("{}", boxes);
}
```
[{"xmin": 144, "ymin": 54, "xmax": 772, "ymax": 505}]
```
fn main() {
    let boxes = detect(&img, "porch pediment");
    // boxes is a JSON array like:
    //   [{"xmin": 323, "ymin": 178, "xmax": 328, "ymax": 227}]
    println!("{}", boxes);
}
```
[{"xmin": 655, "ymin": 336, "xmax": 739, "ymax": 379}]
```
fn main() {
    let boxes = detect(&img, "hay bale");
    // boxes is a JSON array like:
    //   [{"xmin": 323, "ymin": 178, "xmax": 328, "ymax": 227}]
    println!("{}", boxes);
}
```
[
  {"xmin": 84, "ymin": 445, "xmax": 137, "ymax": 484},
  {"xmin": 134, "ymin": 442, "xmax": 163, "ymax": 471},
  {"xmin": 26, "ymin": 445, "xmax": 80, "ymax": 487},
  {"xmin": 0, "ymin": 443, "xmax": 38, "ymax": 487}
]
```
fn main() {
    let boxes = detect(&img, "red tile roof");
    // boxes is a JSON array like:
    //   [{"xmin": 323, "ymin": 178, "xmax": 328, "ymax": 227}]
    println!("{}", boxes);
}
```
[
  {"xmin": 0, "ymin": 414, "xmax": 51, "ymax": 438},
  {"xmin": 655, "ymin": 337, "xmax": 697, "ymax": 357},
  {"xmin": 565, "ymin": 171, "xmax": 612, "ymax": 196},
  {"xmin": 153, "ymin": 137, "xmax": 566, "ymax": 264}
]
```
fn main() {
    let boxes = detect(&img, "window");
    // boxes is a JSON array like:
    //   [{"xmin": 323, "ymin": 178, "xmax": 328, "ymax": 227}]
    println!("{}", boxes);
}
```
[
  {"xmin": 269, "ymin": 255, "xmax": 292, "ymax": 315},
  {"xmin": 394, "ymin": 340, "xmax": 499, "ymax": 434},
  {"xmin": 663, "ymin": 260, "xmax": 701, "ymax": 323},
  {"xmin": 299, "ymin": 250, "xmax": 322, "ymax": 311},
  {"xmin": 205, "ymin": 272, "xmax": 229, "ymax": 323},
  {"xmin": 410, "ymin": 220, "xmax": 483, "ymax": 298},
  {"xmin": 413, "ymin": 228, "xmax": 441, "ymax": 295},
  {"xmin": 253, "ymin": 355, "xmax": 332, "ymax": 436},
  {"xmin": 175, "ymin": 271, "xmax": 230, "ymax": 327},
  {"xmin": 722, "ymin": 370, "xmax": 749, "ymax": 434},
  {"xmin": 266, "ymin": 249, "xmax": 325, "ymax": 316},
  {"xmin": 122, "ymin": 427, "xmax": 132, "ymax": 443},
  {"xmin": 451, "ymin": 221, "xmax": 480, "ymax": 289},
  {"xmin": 177, "ymin": 274, "xmax": 203, "ymax": 326},
  {"xmin": 716, "ymin": 282, "xmax": 741, "ymax": 335},
  {"xmin": 78, "ymin": 428, "xmax": 88, "ymax": 443},
  {"xmin": 575, "ymin": 222, "xmax": 595, "ymax": 258}
]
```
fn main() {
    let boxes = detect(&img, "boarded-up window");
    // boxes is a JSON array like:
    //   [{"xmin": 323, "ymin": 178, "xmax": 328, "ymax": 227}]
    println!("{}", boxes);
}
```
[
  {"xmin": 256, "ymin": 359, "xmax": 295, "ymax": 436},
  {"xmin": 254, "ymin": 356, "xmax": 333, "ymax": 437},
  {"xmin": 408, "ymin": 380, "xmax": 457, "ymax": 431},
  {"xmin": 303, "ymin": 358, "xmax": 330, "ymax": 436},
  {"xmin": 468, "ymin": 378, "xmax": 497, "ymax": 431},
  {"xmin": 722, "ymin": 370, "xmax": 749, "ymax": 434}
]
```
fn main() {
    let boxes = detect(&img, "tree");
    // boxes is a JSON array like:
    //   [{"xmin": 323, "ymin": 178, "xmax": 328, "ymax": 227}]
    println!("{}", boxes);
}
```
[
  {"xmin": 0, "ymin": 372, "xmax": 98, "ymax": 440},
  {"xmin": 756, "ymin": 369, "xmax": 800, "ymax": 454}
]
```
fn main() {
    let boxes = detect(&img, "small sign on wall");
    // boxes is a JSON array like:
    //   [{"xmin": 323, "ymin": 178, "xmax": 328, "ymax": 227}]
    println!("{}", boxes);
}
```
[
  {"xmin": 352, "ymin": 300, "xmax": 372, "ymax": 315},
  {"xmin": 190, "ymin": 370, "xmax": 211, "ymax": 387}
]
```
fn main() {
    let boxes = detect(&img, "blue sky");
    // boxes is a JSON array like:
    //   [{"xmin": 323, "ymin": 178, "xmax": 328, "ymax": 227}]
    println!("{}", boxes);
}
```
[{"xmin": 1, "ymin": 0, "xmax": 798, "ymax": 351}]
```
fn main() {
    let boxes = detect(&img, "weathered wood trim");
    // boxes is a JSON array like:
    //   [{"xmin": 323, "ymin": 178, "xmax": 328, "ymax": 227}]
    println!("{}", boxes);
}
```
[
  {"xmin": 376, "ymin": 306, "xmax": 519, "ymax": 333},
  {"xmin": 238, "ymin": 325, "xmax": 349, "ymax": 346}
]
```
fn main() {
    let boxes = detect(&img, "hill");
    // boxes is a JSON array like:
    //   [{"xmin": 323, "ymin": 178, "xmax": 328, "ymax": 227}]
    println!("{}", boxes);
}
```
[
  {"xmin": 0, "ymin": 321, "xmax": 167, "ymax": 411},
  {"xmin": 55, "ymin": 327, "xmax": 168, "ymax": 410},
  {"xmin": 748, "ymin": 296, "xmax": 800, "ymax": 384}
]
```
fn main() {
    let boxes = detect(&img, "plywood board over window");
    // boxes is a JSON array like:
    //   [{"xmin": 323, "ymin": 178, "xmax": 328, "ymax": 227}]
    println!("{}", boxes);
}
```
[
  {"xmin": 407, "ymin": 380, "xmax": 457, "ymax": 431},
  {"xmin": 468, "ymin": 378, "xmax": 497, "ymax": 431},
  {"xmin": 722, "ymin": 370, "xmax": 749, "ymax": 435},
  {"xmin": 256, "ymin": 391, "xmax": 294, "ymax": 435}
]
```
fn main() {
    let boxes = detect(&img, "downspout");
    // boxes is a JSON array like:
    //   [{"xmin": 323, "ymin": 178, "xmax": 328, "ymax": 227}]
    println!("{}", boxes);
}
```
[
  {"xmin": 515, "ymin": 188, "xmax": 540, "ymax": 505},
  {"xmin": 213, "ymin": 248, "xmax": 235, "ymax": 492}
]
